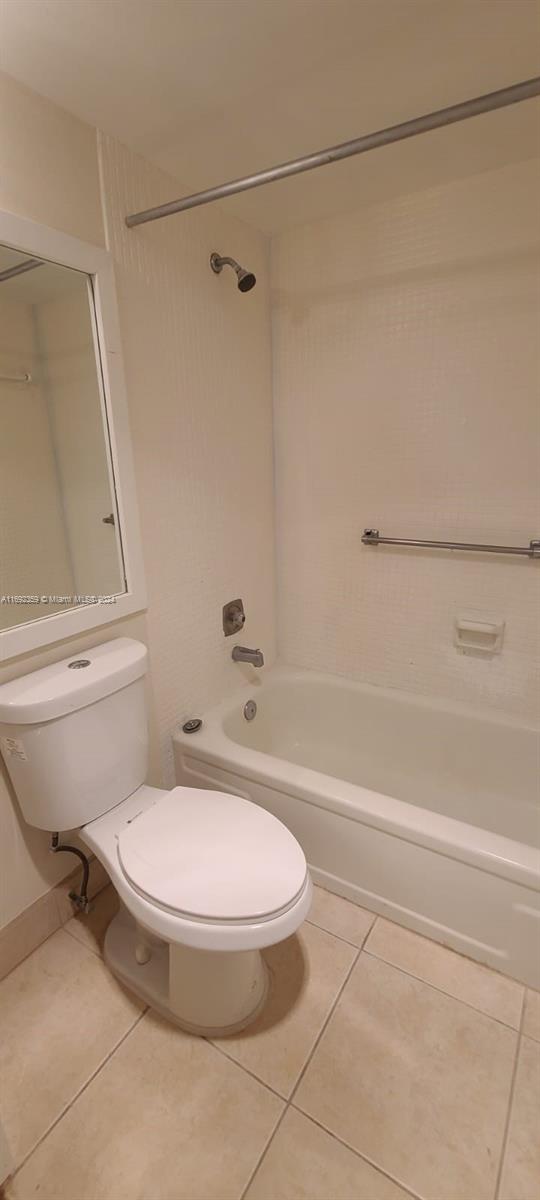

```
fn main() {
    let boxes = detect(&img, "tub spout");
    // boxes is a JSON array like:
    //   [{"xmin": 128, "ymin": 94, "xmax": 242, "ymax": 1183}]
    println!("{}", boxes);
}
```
[{"xmin": 232, "ymin": 646, "xmax": 264, "ymax": 668}]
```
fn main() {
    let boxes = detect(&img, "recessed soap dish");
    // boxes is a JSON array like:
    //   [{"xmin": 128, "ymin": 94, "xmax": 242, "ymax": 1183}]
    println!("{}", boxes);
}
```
[{"xmin": 454, "ymin": 614, "xmax": 505, "ymax": 655}]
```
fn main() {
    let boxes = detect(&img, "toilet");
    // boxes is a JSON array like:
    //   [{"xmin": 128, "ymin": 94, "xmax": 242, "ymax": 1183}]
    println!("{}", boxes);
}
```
[{"xmin": 0, "ymin": 638, "xmax": 311, "ymax": 1034}]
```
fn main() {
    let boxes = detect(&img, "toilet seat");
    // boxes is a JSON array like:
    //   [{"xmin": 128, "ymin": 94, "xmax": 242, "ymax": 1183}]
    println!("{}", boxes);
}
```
[
  {"xmin": 117, "ymin": 787, "xmax": 307, "ymax": 923},
  {"xmin": 81, "ymin": 784, "xmax": 312, "ymax": 952}
]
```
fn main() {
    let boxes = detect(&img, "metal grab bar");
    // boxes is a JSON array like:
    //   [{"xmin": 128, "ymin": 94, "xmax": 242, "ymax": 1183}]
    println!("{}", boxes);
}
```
[{"xmin": 362, "ymin": 529, "xmax": 540, "ymax": 558}]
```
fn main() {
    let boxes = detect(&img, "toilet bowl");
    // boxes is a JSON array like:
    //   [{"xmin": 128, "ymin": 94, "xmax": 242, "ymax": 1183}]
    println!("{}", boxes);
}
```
[
  {"xmin": 0, "ymin": 638, "xmax": 311, "ymax": 1034},
  {"xmin": 81, "ymin": 782, "xmax": 311, "ymax": 1032}
]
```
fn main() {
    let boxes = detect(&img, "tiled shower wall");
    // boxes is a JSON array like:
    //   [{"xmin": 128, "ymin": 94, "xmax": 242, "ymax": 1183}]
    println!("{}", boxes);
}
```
[
  {"xmin": 98, "ymin": 134, "xmax": 276, "ymax": 785},
  {"xmin": 271, "ymin": 158, "xmax": 540, "ymax": 717}
]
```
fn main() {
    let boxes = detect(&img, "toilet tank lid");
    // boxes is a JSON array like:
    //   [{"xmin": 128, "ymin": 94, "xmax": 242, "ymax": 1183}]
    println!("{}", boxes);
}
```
[{"xmin": 0, "ymin": 638, "xmax": 148, "ymax": 724}]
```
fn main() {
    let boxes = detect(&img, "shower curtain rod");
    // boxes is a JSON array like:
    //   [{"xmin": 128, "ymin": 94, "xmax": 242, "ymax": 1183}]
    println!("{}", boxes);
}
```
[
  {"xmin": 125, "ymin": 76, "xmax": 540, "ymax": 228},
  {"xmin": 0, "ymin": 258, "xmax": 43, "ymax": 282},
  {"xmin": 0, "ymin": 371, "xmax": 32, "ymax": 384}
]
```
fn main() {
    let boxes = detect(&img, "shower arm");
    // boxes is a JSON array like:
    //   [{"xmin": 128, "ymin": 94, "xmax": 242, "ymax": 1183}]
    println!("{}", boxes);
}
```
[
  {"xmin": 125, "ymin": 76, "xmax": 540, "ymax": 228},
  {"xmin": 212, "ymin": 255, "xmax": 239, "ymax": 270}
]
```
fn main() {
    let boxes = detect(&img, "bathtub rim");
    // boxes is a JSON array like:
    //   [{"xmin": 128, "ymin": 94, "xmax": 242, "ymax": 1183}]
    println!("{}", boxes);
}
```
[{"xmin": 173, "ymin": 665, "xmax": 539, "ymax": 894}]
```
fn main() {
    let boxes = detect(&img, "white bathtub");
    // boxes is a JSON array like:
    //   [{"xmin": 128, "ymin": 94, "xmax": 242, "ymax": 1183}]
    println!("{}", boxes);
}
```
[{"xmin": 173, "ymin": 666, "xmax": 540, "ymax": 987}]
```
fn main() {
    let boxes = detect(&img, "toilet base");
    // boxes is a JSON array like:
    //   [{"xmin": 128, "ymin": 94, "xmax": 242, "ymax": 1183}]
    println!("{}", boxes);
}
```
[{"xmin": 104, "ymin": 907, "xmax": 269, "ymax": 1036}]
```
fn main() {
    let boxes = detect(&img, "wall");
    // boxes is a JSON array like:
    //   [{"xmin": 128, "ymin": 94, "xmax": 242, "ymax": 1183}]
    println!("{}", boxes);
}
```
[
  {"xmin": 0, "ymin": 74, "xmax": 276, "ymax": 927},
  {"xmin": 0, "ymin": 76, "xmax": 154, "ymax": 927},
  {"xmin": 5, "ymin": 65, "xmax": 535, "ymax": 937},
  {"xmin": 98, "ymin": 133, "xmax": 276, "ymax": 786},
  {"xmin": 0, "ymin": 73, "xmax": 104, "ymax": 245},
  {"xmin": 271, "ymin": 159, "xmax": 540, "ymax": 718}
]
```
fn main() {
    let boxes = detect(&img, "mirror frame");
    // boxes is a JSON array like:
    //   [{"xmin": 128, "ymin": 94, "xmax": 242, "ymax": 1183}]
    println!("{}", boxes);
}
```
[{"xmin": 0, "ymin": 208, "xmax": 146, "ymax": 659}]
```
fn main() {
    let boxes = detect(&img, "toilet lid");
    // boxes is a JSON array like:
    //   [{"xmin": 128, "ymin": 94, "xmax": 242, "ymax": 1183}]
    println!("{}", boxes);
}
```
[{"xmin": 117, "ymin": 787, "xmax": 307, "ymax": 922}]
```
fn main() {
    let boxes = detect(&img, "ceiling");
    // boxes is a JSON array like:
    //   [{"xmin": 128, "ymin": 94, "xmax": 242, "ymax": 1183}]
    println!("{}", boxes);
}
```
[{"xmin": 0, "ymin": 0, "xmax": 539, "ymax": 234}]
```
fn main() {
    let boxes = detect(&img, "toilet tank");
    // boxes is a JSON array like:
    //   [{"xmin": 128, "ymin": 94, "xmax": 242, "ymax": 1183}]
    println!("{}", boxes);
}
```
[{"xmin": 0, "ymin": 638, "xmax": 149, "ymax": 832}]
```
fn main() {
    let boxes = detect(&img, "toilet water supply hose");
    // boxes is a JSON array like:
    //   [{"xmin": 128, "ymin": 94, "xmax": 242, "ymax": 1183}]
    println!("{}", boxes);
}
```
[{"xmin": 50, "ymin": 833, "xmax": 92, "ymax": 913}]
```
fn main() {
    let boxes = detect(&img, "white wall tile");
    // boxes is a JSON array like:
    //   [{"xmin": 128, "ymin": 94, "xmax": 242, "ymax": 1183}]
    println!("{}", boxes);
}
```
[
  {"xmin": 99, "ymin": 135, "xmax": 276, "ymax": 783},
  {"xmin": 271, "ymin": 159, "xmax": 540, "ymax": 717}
]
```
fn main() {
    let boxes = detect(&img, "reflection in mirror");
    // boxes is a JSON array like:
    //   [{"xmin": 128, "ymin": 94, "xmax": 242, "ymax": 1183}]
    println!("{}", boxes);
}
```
[{"xmin": 0, "ymin": 244, "xmax": 126, "ymax": 631}]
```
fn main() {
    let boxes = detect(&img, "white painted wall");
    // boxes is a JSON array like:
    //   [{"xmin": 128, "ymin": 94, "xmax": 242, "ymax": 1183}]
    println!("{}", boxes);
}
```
[
  {"xmin": 271, "ymin": 159, "xmax": 540, "ymax": 718},
  {"xmin": 0, "ymin": 73, "xmax": 105, "ymax": 245},
  {"xmin": 0, "ymin": 76, "xmax": 276, "ymax": 927},
  {"xmin": 0, "ymin": 78, "xmax": 154, "ymax": 928}
]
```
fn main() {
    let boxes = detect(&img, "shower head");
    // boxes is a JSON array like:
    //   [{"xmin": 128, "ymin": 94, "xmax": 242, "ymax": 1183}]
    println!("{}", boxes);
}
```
[
  {"xmin": 210, "ymin": 251, "xmax": 256, "ymax": 293},
  {"xmin": 236, "ymin": 267, "xmax": 257, "ymax": 293}
]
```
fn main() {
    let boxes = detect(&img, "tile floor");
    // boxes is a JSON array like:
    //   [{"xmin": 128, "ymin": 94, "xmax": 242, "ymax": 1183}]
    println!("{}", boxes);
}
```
[{"xmin": 1, "ymin": 884, "xmax": 539, "ymax": 1200}]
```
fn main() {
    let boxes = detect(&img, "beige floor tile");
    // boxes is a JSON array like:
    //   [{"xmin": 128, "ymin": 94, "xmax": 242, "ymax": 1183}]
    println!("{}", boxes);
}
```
[
  {"xmin": 245, "ymin": 1107, "xmax": 411, "ymax": 1200},
  {"xmin": 9, "ymin": 1011, "xmax": 283, "ymax": 1200},
  {"xmin": 295, "ymin": 952, "xmax": 516, "ymax": 1200},
  {"xmin": 213, "ymin": 921, "xmax": 356, "ymax": 1097},
  {"xmin": 365, "ymin": 916, "xmax": 524, "ymax": 1028},
  {"xmin": 307, "ymin": 885, "xmax": 375, "ymax": 946},
  {"xmin": 0, "ymin": 928, "xmax": 143, "ymax": 1165},
  {"xmin": 64, "ymin": 884, "xmax": 119, "ymax": 956},
  {"xmin": 0, "ymin": 889, "xmax": 60, "ymax": 983},
  {"xmin": 522, "ymin": 988, "xmax": 540, "ymax": 1042},
  {"xmin": 499, "ymin": 1035, "xmax": 540, "ymax": 1200}
]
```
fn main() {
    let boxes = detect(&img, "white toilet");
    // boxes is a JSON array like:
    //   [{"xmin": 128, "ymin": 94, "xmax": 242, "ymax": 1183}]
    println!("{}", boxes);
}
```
[{"xmin": 0, "ymin": 638, "xmax": 311, "ymax": 1034}]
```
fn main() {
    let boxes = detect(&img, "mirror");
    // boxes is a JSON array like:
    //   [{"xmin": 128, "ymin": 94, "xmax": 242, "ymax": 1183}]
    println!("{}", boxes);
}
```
[{"xmin": 0, "ymin": 243, "xmax": 126, "ymax": 632}]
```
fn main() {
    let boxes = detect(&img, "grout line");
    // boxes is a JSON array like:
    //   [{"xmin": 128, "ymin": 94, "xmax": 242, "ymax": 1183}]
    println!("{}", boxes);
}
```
[
  {"xmin": 311, "ymin": 891, "xmax": 533, "ymax": 996},
  {"xmin": 213, "ymin": 918, "xmax": 371, "ymax": 1105},
  {"xmin": 0, "ymin": 924, "xmax": 63, "ymax": 986},
  {"xmin": 239, "ymin": 1105, "xmax": 289, "ymax": 1200},
  {"xmin": 289, "ymin": 1105, "xmax": 424, "ymax": 1200},
  {"xmin": 494, "ymin": 988, "xmax": 525, "ymax": 1200},
  {"xmin": 61, "ymin": 924, "xmax": 104, "ymax": 958},
  {"xmin": 272, "ymin": 918, "xmax": 524, "ymax": 1200},
  {"xmin": 2, "ymin": 891, "xmax": 372, "ymax": 981},
  {"xmin": 362, "ymin": 948, "xmax": 524, "ymax": 1032},
  {"xmin": 207, "ymin": 1040, "xmax": 285, "ymax": 1103},
  {"xmin": 304, "ymin": 914, "xmax": 376, "ymax": 950},
  {"xmin": 10, "ymin": 1007, "xmax": 149, "ymax": 1179},
  {"xmin": 363, "ymin": 914, "xmax": 534, "ymax": 991},
  {"xmin": 236, "ymin": 937, "xmax": 365, "ymax": 1199},
  {"xmin": 58, "ymin": 887, "xmax": 118, "ymax": 959},
  {"xmin": 0, "ymin": 882, "xmax": 113, "ymax": 985},
  {"xmin": 209, "ymin": 927, "xmax": 366, "ymax": 1106},
  {"xmin": 60, "ymin": 921, "xmax": 112, "ymax": 960},
  {"xmin": 289, "ymin": 944, "xmax": 361, "ymax": 1105}
]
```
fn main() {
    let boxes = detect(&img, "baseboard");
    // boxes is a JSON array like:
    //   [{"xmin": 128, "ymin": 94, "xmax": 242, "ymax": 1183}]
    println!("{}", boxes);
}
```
[{"xmin": 0, "ymin": 857, "xmax": 110, "ymax": 983}]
